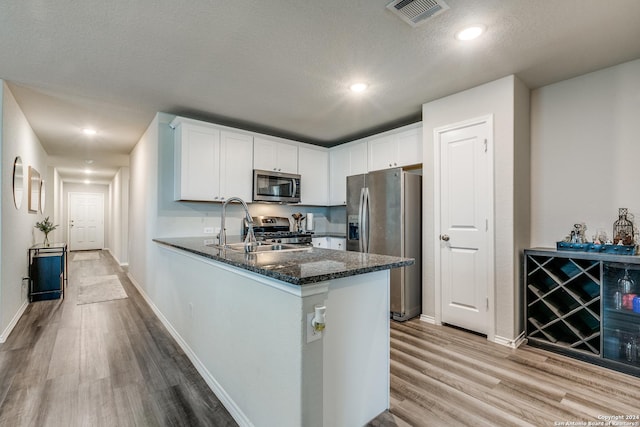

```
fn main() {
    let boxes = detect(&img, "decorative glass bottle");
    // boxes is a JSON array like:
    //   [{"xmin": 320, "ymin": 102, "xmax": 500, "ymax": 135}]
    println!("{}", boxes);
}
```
[
  {"xmin": 616, "ymin": 269, "xmax": 634, "ymax": 310},
  {"xmin": 613, "ymin": 208, "xmax": 634, "ymax": 245}
]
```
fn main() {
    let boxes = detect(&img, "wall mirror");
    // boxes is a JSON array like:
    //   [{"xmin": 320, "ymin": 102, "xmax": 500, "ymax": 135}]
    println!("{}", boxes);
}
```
[
  {"xmin": 28, "ymin": 166, "xmax": 41, "ymax": 213},
  {"xmin": 12, "ymin": 156, "xmax": 24, "ymax": 209}
]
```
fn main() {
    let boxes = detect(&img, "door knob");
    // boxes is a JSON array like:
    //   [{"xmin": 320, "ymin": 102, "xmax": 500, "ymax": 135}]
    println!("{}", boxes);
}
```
[{"xmin": 440, "ymin": 234, "xmax": 450, "ymax": 242}]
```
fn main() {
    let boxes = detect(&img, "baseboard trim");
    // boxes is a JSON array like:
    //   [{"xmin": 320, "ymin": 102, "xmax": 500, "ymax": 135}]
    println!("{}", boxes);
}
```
[
  {"xmin": 419, "ymin": 314, "xmax": 437, "ymax": 325},
  {"xmin": 493, "ymin": 331, "xmax": 527, "ymax": 348},
  {"xmin": 0, "ymin": 300, "xmax": 29, "ymax": 343},
  {"xmin": 106, "ymin": 248, "xmax": 129, "ymax": 270},
  {"xmin": 126, "ymin": 273, "xmax": 252, "ymax": 427}
]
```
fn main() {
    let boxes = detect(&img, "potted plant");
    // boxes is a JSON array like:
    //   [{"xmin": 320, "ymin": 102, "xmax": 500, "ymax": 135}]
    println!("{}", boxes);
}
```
[{"xmin": 35, "ymin": 216, "xmax": 58, "ymax": 247}]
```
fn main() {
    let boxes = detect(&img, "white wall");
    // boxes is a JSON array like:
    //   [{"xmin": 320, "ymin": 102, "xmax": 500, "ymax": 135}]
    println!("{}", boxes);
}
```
[
  {"xmin": 128, "ymin": 113, "xmax": 163, "ymax": 295},
  {"xmin": 107, "ymin": 167, "xmax": 129, "ymax": 266},
  {"xmin": 422, "ymin": 75, "xmax": 530, "ymax": 343},
  {"xmin": 531, "ymin": 58, "xmax": 640, "ymax": 247},
  {"xmin": 0, "ymin": 81, "xmax": 49, "ymax": 341},
  {"xmin": 48, "ymin": 167, "xmax": 64, "ymax": 243}
]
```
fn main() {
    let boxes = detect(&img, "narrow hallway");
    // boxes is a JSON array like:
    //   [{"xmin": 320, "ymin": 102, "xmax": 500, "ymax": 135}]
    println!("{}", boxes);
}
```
[{"xmin": 0, "ymin": 250, "xmax": 237, "ymax": 426}]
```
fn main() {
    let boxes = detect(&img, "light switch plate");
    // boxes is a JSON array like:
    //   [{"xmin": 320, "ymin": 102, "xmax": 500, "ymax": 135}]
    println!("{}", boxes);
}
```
[{"xmin": 204, "ymin": 227, "xmax": 214, "ymax": 234}]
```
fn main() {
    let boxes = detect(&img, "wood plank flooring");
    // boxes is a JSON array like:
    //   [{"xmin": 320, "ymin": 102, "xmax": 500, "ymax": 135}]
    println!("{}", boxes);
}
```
[
  {"xmin": 0, "ymin": 250, "xmax": 236, "ymax": 427},
  {"xmin": 3, "ymin": 250, "xmax": 640, "ymax": 426},
  {"xmin": 386, "ymin": 319, "xmax": 640, "ymax": 427}
]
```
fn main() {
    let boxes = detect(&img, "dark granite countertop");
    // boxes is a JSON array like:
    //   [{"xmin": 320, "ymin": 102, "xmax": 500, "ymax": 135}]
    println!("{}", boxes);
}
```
[{"xmin": 153, "ymin": 236, "xmax": 413, "ymax": 286}]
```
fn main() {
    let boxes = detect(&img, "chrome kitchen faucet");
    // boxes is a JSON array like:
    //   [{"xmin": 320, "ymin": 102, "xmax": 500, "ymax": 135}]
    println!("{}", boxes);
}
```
[{"xmin": 220, "ymin": 197, "xmax": 256, "ymax": 250}]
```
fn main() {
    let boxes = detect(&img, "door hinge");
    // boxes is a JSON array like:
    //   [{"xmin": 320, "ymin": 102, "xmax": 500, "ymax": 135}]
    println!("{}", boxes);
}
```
[
  {"xmin": 485, "ymin": 219, "xmax": 488, "ymax": 231},
  {"xmin": 486, "ymin": 297, "xmax": 489, "ymax": 310},
  {"xmin": 483, "ymin": 139, "xmax": 488, "ymax": 153}
]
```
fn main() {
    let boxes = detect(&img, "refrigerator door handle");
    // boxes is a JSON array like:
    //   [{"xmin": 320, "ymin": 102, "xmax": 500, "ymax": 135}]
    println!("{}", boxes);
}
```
[
  {"xmin": 358, "ymin": 187, "xmax": 365, "ymax": 252},
  {"xmin": 363, "ymin": 187, "xmax": 370, "ymax": 253}
]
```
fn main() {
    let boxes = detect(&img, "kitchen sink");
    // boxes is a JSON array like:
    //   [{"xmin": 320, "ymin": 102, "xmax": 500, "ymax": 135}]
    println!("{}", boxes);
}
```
[{"xmin": 209, "ymin": 242, "xmax": 311, "ymax": 253}]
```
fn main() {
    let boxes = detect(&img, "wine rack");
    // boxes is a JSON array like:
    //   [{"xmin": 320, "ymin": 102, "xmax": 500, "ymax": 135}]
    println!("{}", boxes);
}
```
[
  {"xmin": 525, "ymin": 251, "xmax": 601, "ymax": 355},
  {"xmin": 525, "ymin": 249, "xmax": 640, "ymax": 376}
]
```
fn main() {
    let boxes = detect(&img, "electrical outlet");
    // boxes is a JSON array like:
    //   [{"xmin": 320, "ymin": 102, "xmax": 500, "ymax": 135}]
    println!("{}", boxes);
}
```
[
  {"xmin": 306, "ymin": 312, "xmax": 322, "ymax": 343},
  {"xmin": 203, "ymin": 239, "xmax": 215, "ymax": 246},
  {"xmin": 204, "ymin": 227, "xmax": 214, "ymax": 234}
]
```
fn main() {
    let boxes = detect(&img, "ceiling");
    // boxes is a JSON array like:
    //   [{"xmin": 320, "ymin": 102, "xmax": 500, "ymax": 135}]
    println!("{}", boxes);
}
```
[{"xmin": 2, "ymin": 1, "xmax": 640, "ymax": 184}]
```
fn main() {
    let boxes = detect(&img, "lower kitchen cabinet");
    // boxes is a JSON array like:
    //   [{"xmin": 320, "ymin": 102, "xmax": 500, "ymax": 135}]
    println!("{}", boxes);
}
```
[
  {"xmin": 329, "ymin": 237, "xmax": 346, "ymax": 251},
  {"xmin": 525, "ymin": 248, "xmax": 640, "ymax": 376},
  {"xmin": 312, "ymin": 237, "xmax": 346, "ymax": 250},
  {"xmin": 312, "ymin": 237, "xmax": 329, "ymax": 248}
]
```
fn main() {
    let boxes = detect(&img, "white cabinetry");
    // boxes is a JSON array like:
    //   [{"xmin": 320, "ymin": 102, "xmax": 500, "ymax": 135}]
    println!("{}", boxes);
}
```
[
  {"xmin": 298, "ymin": 145, "xmax": 329, "ymax": 205},
  {"xmin": 254, "ymin": 137, "xmax": 298, "ymax": 174},
  {"xmin": 219, "ymin": 131, "xmax": 254, "ymax": 201},
  {"xmin": 172, "ymin": 118, "xmax": 253, "ymax": 202},
  {"xmin": 368, "ymin": 125, "xmax": 422, "ymax": 172},
  {"xmin": 312, "ymin": 237, "xmax": 329, "ymax": 248},
  {"xmin": 312, "ymin": 237, "xmax": 346, "ymax": 250},
  {"xmin": 329, "ymin": 238, "xmax": 346, "ymax": 251},
  {"xmin": 328, "ymin": 141, "xmax": 367, "ymax": 205}
]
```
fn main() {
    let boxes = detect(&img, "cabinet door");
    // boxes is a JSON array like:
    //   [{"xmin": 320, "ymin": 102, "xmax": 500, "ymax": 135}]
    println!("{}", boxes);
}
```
[
  {"xmin": 312, "ymin": 237, "xmax": 329, "ymax": 248},
  {"xmin": 368, "ymin": 135, "xmax": 395, "ymax": 171},
  {"xmin": 395, "ymin": 127, "xmax": 422, "ymax": 168},
  {"xmin": 219, "ymin": 131, "xmax": 253, "ymax": 201},
  {"xmin": 329, "ymin": 146, "xmax": 349, "ymax": 205},
  {"xmin": 329, "ymin": 237, "xmax": 346, "ymax": 251},
  {"xmin": 253, "ymin": 137, "xmax": 278, "ymax": 171},
  {"xmin": 253, "ymin": 137, "xmax": 298, "ymax": 173},
  {"xmin": 299, "ymin": 146, "xmax": 328, "ymax": 205},
  {"xmin": 174, "ymin": 123, "xmax": 220, "ymax": 201},
  {"xmin": 349, "ymin": 141, "xmax": 368, "ymax": 175},
  {"xmin": 277, "ymin": 143, "xmax": 299, "ymax": 174}
]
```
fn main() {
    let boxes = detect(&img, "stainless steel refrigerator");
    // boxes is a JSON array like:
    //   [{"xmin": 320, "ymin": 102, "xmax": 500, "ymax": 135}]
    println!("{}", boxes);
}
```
[{"xmin": 347, "ymin": 168, "xmax": 422, "ymax": 321}]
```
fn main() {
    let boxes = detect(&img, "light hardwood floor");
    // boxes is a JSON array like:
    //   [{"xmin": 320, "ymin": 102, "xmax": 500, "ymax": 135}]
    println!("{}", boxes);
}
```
[
  {"xmin": 387, "ymin": 319, "xmax": 640, "ymax": 427},
  {"xmin": 0, "ymin": 250, "xmax": 236, "ymax": 426},
  {"xmin": 3, "ymin": 250, "xmax": 640, "ymax": 426}
]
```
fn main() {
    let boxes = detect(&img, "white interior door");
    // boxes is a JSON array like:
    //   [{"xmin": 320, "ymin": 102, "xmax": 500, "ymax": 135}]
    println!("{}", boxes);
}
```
[
  {"xmin": 437, "ymin": 117, "xmax": 493, "ymax": 334},
  {"xmin": 69, "ymin": 192, "xmax": 104, "ymax": 251}
]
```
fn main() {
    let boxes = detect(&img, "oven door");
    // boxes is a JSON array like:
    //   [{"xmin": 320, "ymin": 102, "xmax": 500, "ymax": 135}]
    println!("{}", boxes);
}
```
[{"xmin": 253, "ymin": 170, "xmax": 301, "ymax": 203}]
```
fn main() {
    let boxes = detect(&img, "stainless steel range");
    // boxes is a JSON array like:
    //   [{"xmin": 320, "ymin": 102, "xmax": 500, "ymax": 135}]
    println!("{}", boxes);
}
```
[{"xmin": 243, "ymin": 216, "xmax": 313, "ymax": 245}]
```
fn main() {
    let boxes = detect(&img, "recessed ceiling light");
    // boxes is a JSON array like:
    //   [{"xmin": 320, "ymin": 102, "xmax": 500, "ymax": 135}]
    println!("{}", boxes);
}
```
[
  {"xmin": 82, "ymin": 128, "xmax": 97, "ymax": 136},
  {"xmin": 455, "ymin": 25, "xmax": 485, "ymax": 41},
  {"xmin": 349, "ymin": 83, "xmax": 368, "ymax": 93},
  {"xmin": 84, "ymin": 179, "xmax": 91, "ymax": 184},
  {"xmin": 85, "ymin": 159, "xmax": 94, "ymax": 164},
  {"xmin": 84, "ymin": 169, "xmax": 92, "ymax": 174}
]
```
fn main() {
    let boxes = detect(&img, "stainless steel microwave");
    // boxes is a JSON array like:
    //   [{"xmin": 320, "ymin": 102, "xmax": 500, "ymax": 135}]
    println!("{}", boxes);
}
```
[{"xmin": 253, "ymin": 169, "xmax": 301, "ymax": 203}]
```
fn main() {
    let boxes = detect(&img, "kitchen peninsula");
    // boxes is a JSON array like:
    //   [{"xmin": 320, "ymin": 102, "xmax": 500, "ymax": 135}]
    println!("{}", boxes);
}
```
[{"xmin": 152, "ymin": 237, "xmax": 413, "ymax": 427}]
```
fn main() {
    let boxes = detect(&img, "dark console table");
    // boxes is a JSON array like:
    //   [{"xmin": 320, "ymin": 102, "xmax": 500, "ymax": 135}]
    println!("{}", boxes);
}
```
[{"xmin": 28, "ymin": 243, "xmax": 67, "ymax": 301}]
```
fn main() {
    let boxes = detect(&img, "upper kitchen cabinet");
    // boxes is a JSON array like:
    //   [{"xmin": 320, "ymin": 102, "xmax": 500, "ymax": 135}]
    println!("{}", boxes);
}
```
[
  {"xmin": 254, "ymin": 137, "xmax": 298, "ymax": 174},
  {"xmin": 171, "ymin": 117, "xmax": 253, "ymax": 202},
  {"xmin": 173, "ymin": 119, "xmax": 221, "ymax": 201},
  {"xmin": 219, "ymin": 130, "xmax": 254, "ymax": 201},
  {"xmin": 368, "ymin": 124, "xmax": 422, "ymax": 172},
  {"xmin": 329, "ymin": 140, "xmax": 367, "ymax": 205},
  {"xmin": 298, "ymin": 145, "xmax": 329, "ymax": 205}
]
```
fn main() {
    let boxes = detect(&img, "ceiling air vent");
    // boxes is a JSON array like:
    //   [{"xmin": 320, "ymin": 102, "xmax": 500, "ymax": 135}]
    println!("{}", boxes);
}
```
[{"xmin": 386, "ymin": 0, "xmax": 449, "ymax": 27}]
